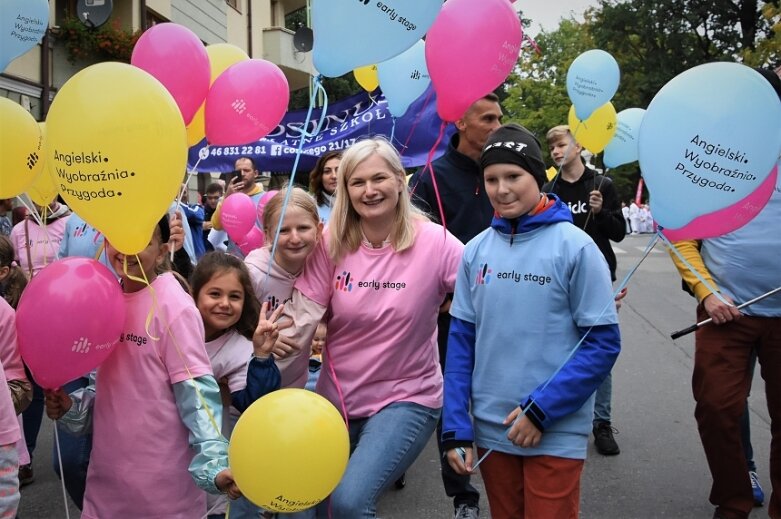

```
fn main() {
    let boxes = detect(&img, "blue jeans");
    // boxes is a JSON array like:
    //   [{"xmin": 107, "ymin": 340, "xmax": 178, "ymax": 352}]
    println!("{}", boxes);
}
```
[
  {"xmin": 52, "ymin": 377, "xmax": 92, "ymax": 510},
  {"xmin": 325, "ymin": 402, "xmax": 440, "ymax": 519},
  {"xmin": 593, "ymin": 371, "xmax": 612, "ymax": 424}
]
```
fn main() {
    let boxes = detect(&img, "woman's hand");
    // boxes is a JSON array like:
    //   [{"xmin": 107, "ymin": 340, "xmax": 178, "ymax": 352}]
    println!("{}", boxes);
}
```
[
  {"xmin": 253, "ymin": 302, "xmax": 287, "ymax": 358},
  {"xmin": 44, "ymin": 389, "xmax": 73, "ymax": 420}
]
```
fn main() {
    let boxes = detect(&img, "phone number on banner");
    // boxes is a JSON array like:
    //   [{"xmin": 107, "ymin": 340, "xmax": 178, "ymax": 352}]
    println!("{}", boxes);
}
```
[{"xmin": 209, "ymin": 138, "xmax": 359, "ymax": 158}]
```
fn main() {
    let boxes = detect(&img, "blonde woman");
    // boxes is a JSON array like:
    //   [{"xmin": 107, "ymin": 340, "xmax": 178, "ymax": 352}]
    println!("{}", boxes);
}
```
[{"xmin": 281, "ymin": 137, "xmax": 463, "ymax": 518}]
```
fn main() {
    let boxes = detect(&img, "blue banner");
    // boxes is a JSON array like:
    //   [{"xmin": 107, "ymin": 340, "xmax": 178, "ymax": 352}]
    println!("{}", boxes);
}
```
[{"xmin": 187, "ymin": 86, "xmax": 455, "ymax": 175}]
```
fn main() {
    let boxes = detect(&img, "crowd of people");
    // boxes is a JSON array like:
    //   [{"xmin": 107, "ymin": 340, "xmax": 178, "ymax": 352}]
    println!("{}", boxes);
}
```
[{"xmin": 0, "ymin": 78, "xmax": 777, "ymax": 519}]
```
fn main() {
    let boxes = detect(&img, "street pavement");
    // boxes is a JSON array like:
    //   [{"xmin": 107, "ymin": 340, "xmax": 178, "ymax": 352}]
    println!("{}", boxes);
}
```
[{"xmin": 18, "ymin": 234, "xmax": 771, "ymax": 518}]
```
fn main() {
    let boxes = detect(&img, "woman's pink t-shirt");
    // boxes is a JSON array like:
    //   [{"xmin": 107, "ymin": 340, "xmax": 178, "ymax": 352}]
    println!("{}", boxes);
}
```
[{"xmin": 296, "ymin": 221, "xmax": 463, "ymax": 418}]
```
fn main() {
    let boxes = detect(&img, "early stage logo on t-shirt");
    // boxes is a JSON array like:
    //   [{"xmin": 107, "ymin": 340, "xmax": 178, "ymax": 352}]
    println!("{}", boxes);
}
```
[
  {"xmin": 266, "ymin": 294, "xmax": 293, "ymax": 309},
  {"xmin": 477, "ymin": 265, "xmax": 552, "ymax": 287},
  {"xmin": 475, "ymin": 263, "xmax": 492, "ymax": 285},
  {"xmin": 334, "ymin": 271, "xmax": 407, "ymax": 292},
  {"xmin": 119, "ymin": 331, "xmax": 148, "ymax": 347},
  {"xmin": 335, "ymin": 271, "xmax": 354, "ymax": 292}
]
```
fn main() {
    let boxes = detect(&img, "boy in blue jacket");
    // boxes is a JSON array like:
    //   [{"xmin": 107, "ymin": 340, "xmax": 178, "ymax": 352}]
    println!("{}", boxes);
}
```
[{"xmin": 442, "ymin": 124, "xmax": 621, "ymax": 519}]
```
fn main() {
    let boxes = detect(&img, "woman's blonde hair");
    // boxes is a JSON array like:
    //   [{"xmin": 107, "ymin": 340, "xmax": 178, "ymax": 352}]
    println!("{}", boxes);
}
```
[
  {"xmin": 262, "ymin": 187, "xmax": 320, "ymax": 241},
  {"xmin": 329, "ymin": 137, "xmax": 427, "ymax": 263}
]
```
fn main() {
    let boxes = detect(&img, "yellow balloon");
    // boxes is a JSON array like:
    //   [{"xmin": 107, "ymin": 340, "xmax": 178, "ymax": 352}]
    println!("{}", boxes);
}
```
[
  {"xmin": 229, "ymin": 389, "xmax": 349, "ymax": 513},
  {"xmin": 45, "ymin": 62, "xmax": 186, "ymax": 255},
  {"xmin": 354, "ymin": 64, "xmax": 379, "ymax": 92},
  {"xmin": 568, "ymin": 102, "xmax": 617, "ymax": 154},
  {"xmin": 0, "ymin": 97, "xmax": 43, "ymax": 198},
  {"xmin": 27, "ymin": 123, "xmax": 58, "ymax": 206},
  {"xmin": 206, "ymin": 43, "xmax": 250, "ymax": 84},
  {"xmin": 186, "ymin": 104, "xmax": 205, "ymax": 147}
]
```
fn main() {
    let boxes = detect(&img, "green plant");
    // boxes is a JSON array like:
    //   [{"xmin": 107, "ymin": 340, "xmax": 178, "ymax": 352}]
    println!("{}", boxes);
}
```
[{"xmin": 54, "ymin": 17, "xmax": 141, "ymax": 63}]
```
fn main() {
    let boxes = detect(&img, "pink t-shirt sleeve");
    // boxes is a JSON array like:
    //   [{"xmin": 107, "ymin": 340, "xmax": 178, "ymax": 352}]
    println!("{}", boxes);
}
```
[
  {"xmin": 157, "ymin": 291, "xmax": 213, "ymax": 385},
  {"xmin": 295, "ymin": 238, "xmax": 335, "ymax": 307},
  {"xmin": 439, "ymin": 228, "xmax": 464, "ymax": 294},
  {"xmin": 0, "ymin": 301, "xmax": 26, "ymax": 382}
]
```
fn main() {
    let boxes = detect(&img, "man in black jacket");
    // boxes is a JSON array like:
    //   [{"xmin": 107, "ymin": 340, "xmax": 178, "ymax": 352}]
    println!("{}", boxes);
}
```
[
  {"xmin": 409, "ymin": 93, "xmax": 503, "ymax": 519},
  {"xmin": 544, "ymin": 125, "xmax": 627, "ymax": 456}
]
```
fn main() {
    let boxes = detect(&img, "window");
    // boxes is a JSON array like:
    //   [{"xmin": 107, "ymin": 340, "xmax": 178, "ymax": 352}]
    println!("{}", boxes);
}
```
[{"xmin": 227, "ymin": 0, "xmax": 241, "ymax": 13}]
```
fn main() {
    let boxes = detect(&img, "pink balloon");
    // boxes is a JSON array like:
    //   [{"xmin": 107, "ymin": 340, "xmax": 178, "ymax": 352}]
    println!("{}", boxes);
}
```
[
  {"xmin": 662, "ymin": 165, "xmax": 778, "ymax": 241},
  {"xmin": 237, "ymin": 226, "xmax": 265, "ymax": 256},
  {"xmin": 205, "ymin": 59, "xmax": 290, "ymax": 146},
  {"xmin": 257, "ymin": 189, "xmax": 279, "ymax": 225},
  {"xmin": 425, "ymin": 0, "xmax": 522, "ymax": 122},
  {"xmin": 131, "ymin": 23, "xmax": 210, "ymax": 126},
  {"xmin": 16, "ymin": 258, "xmax": 125, "ymax": 389},
  {"xmin": 221, "ymin": 193, "xmax": 258, "ymax": 241}
]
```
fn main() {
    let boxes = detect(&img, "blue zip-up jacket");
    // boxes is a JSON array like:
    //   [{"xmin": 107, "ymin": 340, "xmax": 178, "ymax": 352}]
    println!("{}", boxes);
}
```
[{"xmin": 442, "ymin": 194, "xmax": 621, "ymax": 459}]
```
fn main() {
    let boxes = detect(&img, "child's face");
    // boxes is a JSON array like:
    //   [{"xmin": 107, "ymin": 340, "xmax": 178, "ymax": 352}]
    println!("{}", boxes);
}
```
[
  {"xmin": 312, "ymin": 323, "xmax": 327, "ymax": 355},
  {"xmin": 484, "ymin": 163, "xmax": 541, "ymax": 219},
  {"xmin": 106, "ymin": 228, "xmax": 167, "ymax": 291},
  {"xmin": 272, "ymin": 205, "xmax": 321, "ymax": 273},
  {"xmin": 196, "ymin": 270, "xmax": 245, "ymax": 341},
  {"xmin": 548, "ymin": 135, "xmax": 582, "ymax": 167}
]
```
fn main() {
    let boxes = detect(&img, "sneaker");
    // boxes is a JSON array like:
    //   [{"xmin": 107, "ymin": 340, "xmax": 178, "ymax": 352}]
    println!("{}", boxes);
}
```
[
  {"xmin": 18, "ymin": 464, "xmax": 34, "ymax": 486},
  {"xmin": 394, "ymin": 472, "xmax": 406, "ymax": 490},
  {"xmin": 749, "ymin": 470, "xmax": 765, "ymax": 506},
  {"xmin": 454, "ymin": 504, "xmax": 479, "ymax": 519},
  {"xmin": 593, "ymin": 422, "xmax": 620, "ymax": 455}
]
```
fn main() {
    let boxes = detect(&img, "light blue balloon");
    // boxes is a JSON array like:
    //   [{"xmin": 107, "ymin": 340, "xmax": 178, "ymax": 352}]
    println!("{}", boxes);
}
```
[
  {"xmin": 0, "ymin": 0, "xmax": 49, "ymax": 72},
  {"xmin": 603, "ymin": 108, "xmax": 645, "ymax": 168},
  {"xmin": 377, "ymin": 40, "xmax": 429, "ymax": 118},
  {"xmin": 566, "ymin": 49, "xmax": 620, "ymax": 120},
  {"xmin": 638, "ymin": 62, "xmax": 781, "ymax": 230},
  {"xmin": 312, "ymin": 0, "xmax": 442, "ymax": 78}
]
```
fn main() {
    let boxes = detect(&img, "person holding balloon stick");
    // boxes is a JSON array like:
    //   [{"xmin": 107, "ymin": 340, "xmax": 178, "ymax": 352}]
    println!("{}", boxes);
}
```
[
  {"xmin": 44, "ymin": 216, "xmax": 239, "ymax": 518},
  {"xmin": 442, "ymin": 123, "xmax": 620, "ymax": 519},
  {"xmin": 543, "ymin": 124, "xmax": 626, "ymax": 457}
]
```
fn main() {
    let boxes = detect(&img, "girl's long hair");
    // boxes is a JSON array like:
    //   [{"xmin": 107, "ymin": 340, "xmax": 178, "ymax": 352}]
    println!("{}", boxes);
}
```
[{"xmin": 191, "ymin": 252, "xmax": 261, "ymax": 341}]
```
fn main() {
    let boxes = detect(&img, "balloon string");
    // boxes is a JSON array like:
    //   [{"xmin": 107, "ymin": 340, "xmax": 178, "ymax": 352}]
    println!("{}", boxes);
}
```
[
  {"xmin": 389, "ymin": 117, "xmax": 396, "ymax": 147},
  {"xmin": 14, "ymin": 194, "xmax": 43, "ymax": 227},
  {"xmin": 263, "ymin": 75, "xmax": 326, "ymax": 294},
  {"xmin": 422, "ymin": 121, "xmax": 448, "ymax": 232},
  {"xmin": 474, "ymin": 232, "xmax": 659, "ymax": 472},
  {"xmin": 171, "ymin": 151, "xmax": 209, "ymax": 261},
  {"xmin": 656, "ymin": 229, "xmax": 730, "ymax": 306},
  {"xmin": 122, "ymin": 255, "xmax": 160, "ymax": 340},
  {"xmin": 398, "ymin": 88, "xmax": 434, "ymax": 157},
  {"xmin": 581, "ymin": 171, "xmax": 608, "ymax": 231},
  {"xmin": 53, "ymin": 425, "xmax": 71, "ymax": 519}
]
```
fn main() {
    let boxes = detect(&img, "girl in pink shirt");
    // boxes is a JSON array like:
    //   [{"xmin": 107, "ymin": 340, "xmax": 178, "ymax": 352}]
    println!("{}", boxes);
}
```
[
  {"xmin": 8, "ymin": 200, "xmax": 70, "ymax": 279},
  {"xmin": 283, "ymin": 138, "xmax": 464, "ymax": 518},
  {"xmin": 191, "ymin": 251, "xmax": 284, "ymax": 517},
  {"xmin": 244, "ymin": 188, "xmax": 323, "ymax": 389},
  {"xmin": 44, "ymin": 216, "xmax": 241, "ymax": 518}
]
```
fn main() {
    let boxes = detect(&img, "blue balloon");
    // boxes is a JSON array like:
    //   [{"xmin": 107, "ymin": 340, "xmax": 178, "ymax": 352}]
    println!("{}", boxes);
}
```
[
  {"xmin": 377, "ymin": 40, "xmax": 430, "ymax": 118},
  {"xmin": 312, "ymin": 0, "xmax": 442, "ymax": 78},
  {"xmin": 603, "ymin": 108, "xmax": 645, "ymax": 168},
  {"xmin": 566, "ymin": 49, "xmax": 620, "ymax": 120},
  {"xmin": 638, "ymin": 62, "xmax": 781, "ymax": 230},
  {"xmin": 0, "ymin": 0, "xmax": 49, "ymax": 72}
]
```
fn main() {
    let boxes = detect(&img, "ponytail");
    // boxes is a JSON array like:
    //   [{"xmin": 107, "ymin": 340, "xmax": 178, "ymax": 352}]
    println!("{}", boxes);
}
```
[{"xmin": 0, "ymin": 236, "xmax": 28, "ymax": 309}]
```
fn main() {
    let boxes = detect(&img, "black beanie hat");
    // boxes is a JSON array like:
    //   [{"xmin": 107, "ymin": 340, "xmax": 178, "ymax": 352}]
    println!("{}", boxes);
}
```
[{"xmin": 480, "ymin": 123, "xmax": 548, "ymax": 189}]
